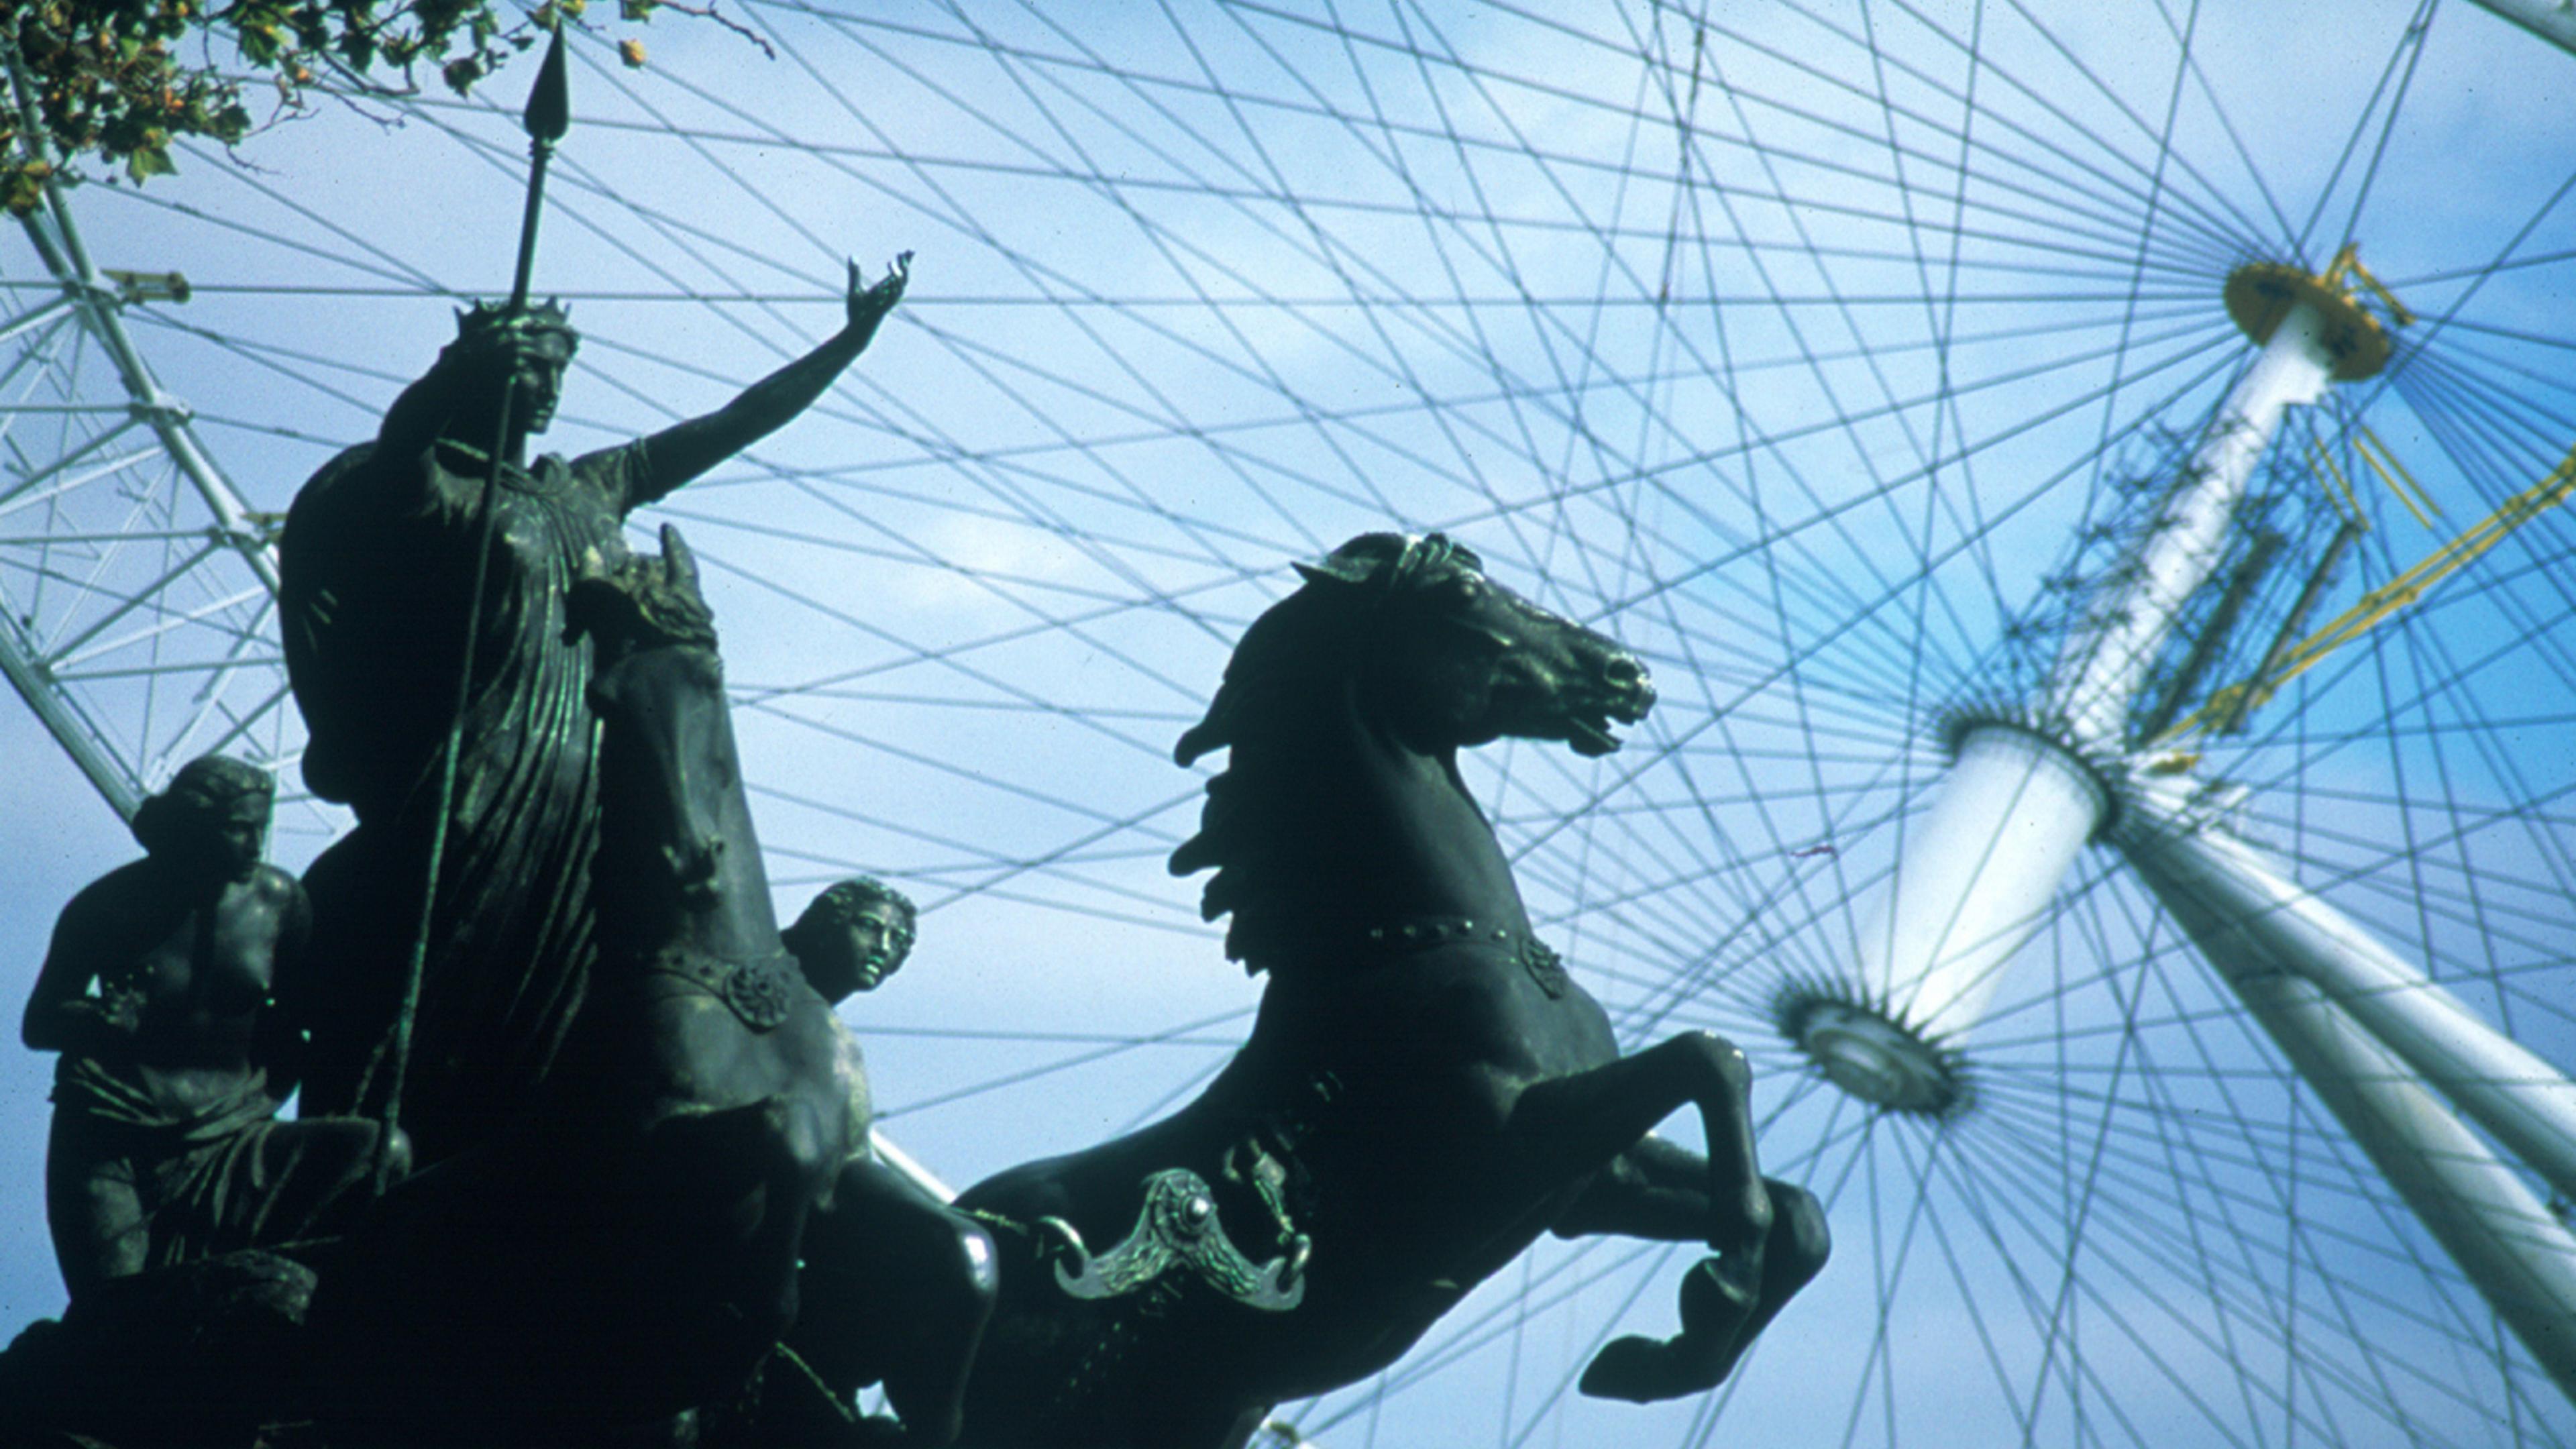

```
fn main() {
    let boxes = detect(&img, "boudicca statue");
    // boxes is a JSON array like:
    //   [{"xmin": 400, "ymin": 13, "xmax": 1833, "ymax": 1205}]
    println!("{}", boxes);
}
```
[
  {"xmin": 275, "ymin": 256, "xmax": 909, "ymax": 1167},
  {"xmin": 3, "ymin": 30, "xmax": 1831, "ymax": 1434}
]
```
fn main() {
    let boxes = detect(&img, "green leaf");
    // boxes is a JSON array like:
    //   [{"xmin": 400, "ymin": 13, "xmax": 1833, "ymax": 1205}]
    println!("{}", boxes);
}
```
[{"xmin": 125, "ymin": 144, "xmax": 177, "ymax": 181}]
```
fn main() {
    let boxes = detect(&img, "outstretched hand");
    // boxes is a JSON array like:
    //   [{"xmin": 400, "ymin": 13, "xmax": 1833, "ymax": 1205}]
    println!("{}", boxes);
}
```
[{"xmin": 847, "ymin": 252, "xmax": 912, "ymax": 335}]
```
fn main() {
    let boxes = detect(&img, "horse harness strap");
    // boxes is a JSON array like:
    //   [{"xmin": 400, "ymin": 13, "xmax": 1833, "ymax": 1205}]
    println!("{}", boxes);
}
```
[
  {"xmin": 1355, "ymin": 914, "xmax": 1571, "ymax": 999},
  {"xmin": 643, "ymin": 943, "xmax": 803, "ymax": 1032}
]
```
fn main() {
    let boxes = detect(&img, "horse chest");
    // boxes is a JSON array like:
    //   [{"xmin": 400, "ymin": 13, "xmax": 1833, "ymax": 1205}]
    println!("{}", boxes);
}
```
[
  {"xmin": 1278, "ymin": 947, "xmax": 1619, "ymax": 1085},
  {"xmin": 1230, "ymin": 951, "xmax": 1621, "ymax": 1258},
  {"xmin": 589, "ymin": 972, "xmax": 847, "ymax": 1129}
]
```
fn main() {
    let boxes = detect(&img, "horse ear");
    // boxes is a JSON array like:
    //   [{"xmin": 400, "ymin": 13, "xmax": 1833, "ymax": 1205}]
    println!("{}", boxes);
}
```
[
  {"xmin": 1293, "ymin": 558, "xmax": 1369, "ymax": 588},
  {"xmin": 1419, "ymin": 531, "xmax": 1482, "ymax": 574},
  {"xmin": 661, "ymin": 524, "xmax": 698, "ymax": 593},
  {"xmin": 1174, "ymin": 718, "xmax": 1221, "ymax": 766}
]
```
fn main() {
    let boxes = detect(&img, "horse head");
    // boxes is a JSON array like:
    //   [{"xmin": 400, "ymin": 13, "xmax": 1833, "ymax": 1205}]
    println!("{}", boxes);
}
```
[
  {"xmin": 1178, "ymin": 532, "xmax": 1654, "ymax": 767},
  {"xmin": 570, "ymin": 525, "xmax": 779, "ymax": 955},
  {"xmin": 1171, "ymin": 533, "xmax": 1655, "ymax": 969}
]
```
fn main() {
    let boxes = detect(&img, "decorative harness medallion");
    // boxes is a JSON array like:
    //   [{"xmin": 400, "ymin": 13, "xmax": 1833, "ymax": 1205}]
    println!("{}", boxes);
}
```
[
  {"xmin": 645, "ymin": 944, "xmax": 801, "ymax": 1032},
  {"xmin": 1350, "ymin": 914, "xmax": 1572, "ymax": 1000},
  {"xmin": 1517, "ymin": 935, "xmax": 1570, "ymax": 1000},
  {"xmin": 1043, "ymin": 1168, "xmax": 1306, "ymax": 1313}
]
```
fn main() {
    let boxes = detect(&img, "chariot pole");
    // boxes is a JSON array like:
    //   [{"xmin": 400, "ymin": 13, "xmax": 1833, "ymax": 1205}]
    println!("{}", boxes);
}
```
[{"xmin": 374, "ymin": 21, "xmax": 572, "ymax": 1186}]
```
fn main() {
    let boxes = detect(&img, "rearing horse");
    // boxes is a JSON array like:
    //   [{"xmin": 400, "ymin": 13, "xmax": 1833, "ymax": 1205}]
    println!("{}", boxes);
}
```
[
  {"xmin": 949, "ymin": 533, "xmax": 1828, "ymax": 1449},
  {"xmin": 311, "ymin": 526, "xmax": 861, "ymax": 1442}
]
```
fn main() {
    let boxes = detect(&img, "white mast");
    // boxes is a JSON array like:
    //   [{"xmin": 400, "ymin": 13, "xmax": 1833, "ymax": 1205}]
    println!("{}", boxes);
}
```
[
  {"xmin": 1786, "ymin": 257, "xmax": 2576, "ymax": 1390},
  {"xmin": 1804, "ymin": 265, "xmax": 2362, "ymax": 1085}
]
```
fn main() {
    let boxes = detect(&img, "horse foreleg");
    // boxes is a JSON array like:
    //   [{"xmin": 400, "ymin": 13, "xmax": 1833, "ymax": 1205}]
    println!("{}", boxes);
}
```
[
  {"xmin": 792, "ymin": 1155, "xmax": 1000, "ymax": 1446},
  {"xmin": 1547, "ymin": 1134, "xmax": 1709, "ymax": 1240},
  {"xmin": 1503, "ymin": 1034, "xmax": 1795, "ymax": 1405},
  {"xmin": 1503, "ymin": 1032, "xmax": 1771, "ymax": 1255},
  {"xmin": 1554, "ymin": 1142, "xmax": 1831, "ymax": 1402}
]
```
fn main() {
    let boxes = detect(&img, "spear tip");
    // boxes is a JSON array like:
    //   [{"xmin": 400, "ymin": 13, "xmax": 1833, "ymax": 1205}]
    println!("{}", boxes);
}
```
[{"xmin": 525, "ymin": 20, "xmax": 572, "ymax": 146}]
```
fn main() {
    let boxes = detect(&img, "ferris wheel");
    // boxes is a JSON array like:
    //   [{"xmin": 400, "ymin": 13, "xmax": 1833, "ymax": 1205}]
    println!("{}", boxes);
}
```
[{"xmin": 7, "ymin": 3, "xmax": 2576, "ymax": 1445}]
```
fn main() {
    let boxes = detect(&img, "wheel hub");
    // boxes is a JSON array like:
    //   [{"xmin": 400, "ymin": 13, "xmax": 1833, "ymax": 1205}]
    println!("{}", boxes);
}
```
[{"xmin": 1774, "ymin": 981, "xmax": 1970, "ymax": 1118}]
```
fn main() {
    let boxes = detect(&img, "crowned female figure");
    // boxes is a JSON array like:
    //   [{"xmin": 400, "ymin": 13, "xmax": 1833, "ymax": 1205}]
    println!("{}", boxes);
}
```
[{"xmin": 279, "ymin": 260, "xmax": 908, "ymax": 1164}]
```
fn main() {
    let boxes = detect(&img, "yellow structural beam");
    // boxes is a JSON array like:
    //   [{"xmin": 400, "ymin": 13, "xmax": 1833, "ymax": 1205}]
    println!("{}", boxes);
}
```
[
  {"xmin": 2321, "ymin": 242, "xmax": 2417, "ymax": 330},
  {"xmin": 2354, "ymin": 424, "xmax": 2444, "ymax": 529},
  {"xmin": 2159, "ymin": 442, "xmax": 2576, "ymax": 743},
  {"xmin": 2306, "ymin": 437, "xmax": 2371, "ymax": 528}
]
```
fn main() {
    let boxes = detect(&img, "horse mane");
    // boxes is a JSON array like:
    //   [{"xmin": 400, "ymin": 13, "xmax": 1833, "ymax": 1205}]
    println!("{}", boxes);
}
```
[{"xmin": 1169, "ymin": 532, "xmax": 1479, "ymax": 971}]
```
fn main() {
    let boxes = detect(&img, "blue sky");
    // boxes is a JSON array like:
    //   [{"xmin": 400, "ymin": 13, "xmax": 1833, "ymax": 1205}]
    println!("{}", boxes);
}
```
[{"xmin": 5, "ymin": 3, "xmax": 2575, "ymax": 1443}]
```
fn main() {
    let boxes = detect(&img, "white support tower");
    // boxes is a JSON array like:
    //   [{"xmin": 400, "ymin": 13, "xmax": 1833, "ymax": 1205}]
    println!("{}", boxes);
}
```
[
  {"xmin": 2118, "ymin": 787, "xmax": 2576, "ymax": 1401},
  {"xmin": 1797, "ymin": 264, "xmax": 2371, "ymax": 1099},
  {"xmin": 1783, "ymin": 257, "xmax": 2576, "ymax": 1390}
]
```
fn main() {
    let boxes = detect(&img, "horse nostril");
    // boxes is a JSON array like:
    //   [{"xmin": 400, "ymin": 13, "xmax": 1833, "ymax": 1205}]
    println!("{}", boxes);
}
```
[
  {"xmin": 1604, "ymin": 655, "xmax": 1656, "ymax": 716},
  {"xmin": 662, "ymin": 835, "xmax": 724, "ymax": 888}
]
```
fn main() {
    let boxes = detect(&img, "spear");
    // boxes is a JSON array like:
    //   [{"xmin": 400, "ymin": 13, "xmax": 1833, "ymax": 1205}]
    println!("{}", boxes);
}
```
[{"xmin": 374, "ymin": 20, "xmax": 572, "ymax": 1188}]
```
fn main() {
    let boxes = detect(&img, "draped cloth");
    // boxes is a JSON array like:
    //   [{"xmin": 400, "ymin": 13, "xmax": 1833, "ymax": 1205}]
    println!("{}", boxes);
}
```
[
  {"xmin": 46, "ymin": 1057, "xmax": 379, "ymax": 1296},
  {"xmin": 280, "ymin": 437, "xmax": 649, "ymax": 1165}
]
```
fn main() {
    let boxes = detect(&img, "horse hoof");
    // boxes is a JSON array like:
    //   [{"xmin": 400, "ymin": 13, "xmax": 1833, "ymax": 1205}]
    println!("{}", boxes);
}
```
[
  {"xmin": 1577, "ymin": 1257, "xmax": 1765, "ymax": 1403},
  {"xmin": 1678, "ymin": 1254, "xmax": 1760, "ymax": 1334},
  {"xmin": 1578, "ymin": 1334, "xmax": 1682, "ymax": 1403}
]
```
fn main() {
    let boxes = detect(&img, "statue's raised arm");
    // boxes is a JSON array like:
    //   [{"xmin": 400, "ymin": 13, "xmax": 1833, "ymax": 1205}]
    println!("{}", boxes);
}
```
[
  {"xmin": 275, "ymin": 261, "xmax": 908, "ymax": 1167},
  {"xmin": 616, "ymin": 253, "xmax": 910, "ymax": 508}
]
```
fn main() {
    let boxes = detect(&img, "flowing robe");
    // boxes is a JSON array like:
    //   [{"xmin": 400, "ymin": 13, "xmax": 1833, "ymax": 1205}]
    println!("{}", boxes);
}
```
[
  {"xmin": 47, "ymin": 1053, "xmax": 382, "ymax": 1294},
  {"xmin": 280, "ymin": 437, "xmax": 649, "ymax": 1164}
]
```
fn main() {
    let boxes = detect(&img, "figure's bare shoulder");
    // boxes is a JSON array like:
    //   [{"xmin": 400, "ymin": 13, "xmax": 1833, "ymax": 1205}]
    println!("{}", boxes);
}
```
[
  {"xmin": 39, "ymin": 860, "xmax": 166, "ymax": 972},
  {"xmin": 239, "ymin": 863, "xmax": 305, "ymax": 909}
]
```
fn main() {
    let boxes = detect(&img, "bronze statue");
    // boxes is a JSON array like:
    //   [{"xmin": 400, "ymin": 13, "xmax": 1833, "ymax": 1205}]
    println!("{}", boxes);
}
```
[
  {"xmin": 784, "ymin": 875, "xmax": 920, "ymax": 1000},
  {"xmin": 308, "ymin": 529, "xmax": 865, "ymax": 1444},
  {"xmin": 276, "ymin": 257, "xmax": 909, "ymax": 1165},
  {"xmin": 20, "ymin": 756, "xmax": 403, "ymax": 1298},
  {"xmin": 945, "ymin": 535, "xmax": 1830, "ymax": 1448},
  {"xmin": 768, "ymin": 877, "xmax": 1000, "ymax": 1446}
]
